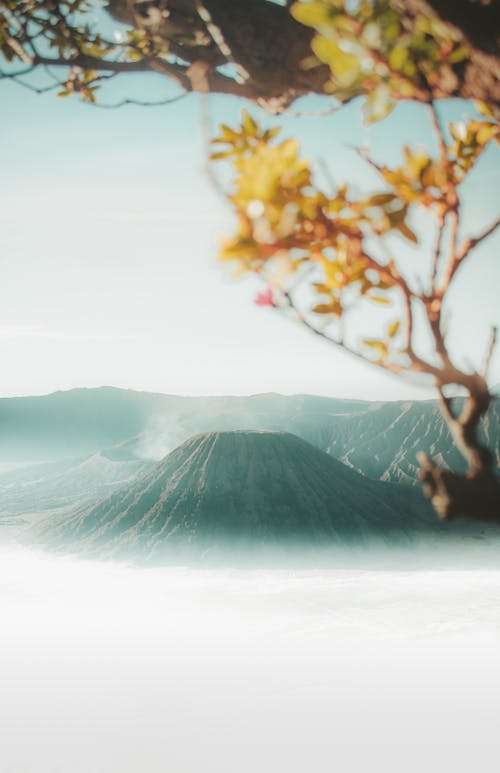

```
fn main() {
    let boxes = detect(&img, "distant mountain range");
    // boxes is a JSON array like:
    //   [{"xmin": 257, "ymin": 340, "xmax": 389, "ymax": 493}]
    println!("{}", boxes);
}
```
[
  {"xmin": 0, "ymin": 451, "xmax": 150, "ymax": 520},
  {"xmin": 32, "ymin": 431, "xmax": 454, "ymax": 561},
  {"xmin": 3, "ymin": 389, "xmax": 497, "ymax": 560},
  {"xmin": 1, "ymin": 387, "xmax": 499, "ymax": 488}
]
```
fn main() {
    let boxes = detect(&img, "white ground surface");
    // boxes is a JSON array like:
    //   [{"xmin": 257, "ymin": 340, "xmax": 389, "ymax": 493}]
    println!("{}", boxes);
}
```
[{"xmin": 1, "ymin": 544, "xmax": 499, "ymax": 773}]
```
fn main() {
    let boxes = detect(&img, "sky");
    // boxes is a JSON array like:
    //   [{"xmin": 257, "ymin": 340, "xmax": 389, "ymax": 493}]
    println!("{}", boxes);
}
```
[{"xmin": 1, "ymin": 60, "xmax": 499, "ymax": 400}]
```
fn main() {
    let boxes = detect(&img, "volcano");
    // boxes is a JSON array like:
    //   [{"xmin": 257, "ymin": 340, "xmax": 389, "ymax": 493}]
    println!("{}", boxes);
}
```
[{"xmin": 31, "ymin": 430, "xmax": 441, "ymax": 560}]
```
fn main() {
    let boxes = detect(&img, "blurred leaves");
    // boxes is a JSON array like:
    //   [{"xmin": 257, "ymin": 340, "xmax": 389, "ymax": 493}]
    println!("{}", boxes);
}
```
[
  {"xmin": 0, "ymin": 0, "xmax": 170, "ymax": 102},
  {"xmin": 212, "ymin": 107, "xmax": 499, "ymax": 365},
  {"xmin": 291, "ymin": 0, "xmax": 470, "ymax": 122}
]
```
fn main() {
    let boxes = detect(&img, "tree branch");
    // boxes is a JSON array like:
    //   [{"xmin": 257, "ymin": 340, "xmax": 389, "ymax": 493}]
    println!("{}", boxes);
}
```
[
  {"xmin": 439, "ymin": 215, "xmax": 500, "ymax": 293},
  {"xmin": 29, "ymin": 50, "xmax": 260, "ymax": 99},
  {"xmin": 430, "ymin": 212, "xmax": 446, "ymax": 291},
  {"xmin": 482, "ymin": 326, "xmax": 498, "ymax": 379},
  {"xmin": 429, "ymin": 102, "xmax": 447, "ymax": 161},
  {"xmin": 281, "ymin": 288, "xmax": 406, "ymax": 377},
  {"xmin": 91, "ymin": 91, "xmax": 188, "ymax": 109},
  {"xmin": 3, "ymin": 0, "xmax": 500, "ymax": 110}
]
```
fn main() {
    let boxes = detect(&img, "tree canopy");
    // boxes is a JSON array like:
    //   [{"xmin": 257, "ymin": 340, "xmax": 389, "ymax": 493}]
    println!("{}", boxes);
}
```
[
  {"xmin": 1, "ymin": 0, "xmax": 499, "ymax": 522},
  {"xmin": 1, "ymin": 1, "xmax": 499, "ymax": 110}
]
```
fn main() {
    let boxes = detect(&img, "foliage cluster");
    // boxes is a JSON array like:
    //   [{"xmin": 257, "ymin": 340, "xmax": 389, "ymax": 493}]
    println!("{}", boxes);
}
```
[
  {"xmin": 291, "ymin": 0, "xmax": 469, "ymax": 122},
  {"xmin": 211, "ymin": 108, "xmax": 499, "ymax": 374}
]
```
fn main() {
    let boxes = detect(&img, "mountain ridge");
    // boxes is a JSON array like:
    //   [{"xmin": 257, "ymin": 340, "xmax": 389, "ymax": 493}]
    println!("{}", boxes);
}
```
[
  {"xmin": 1, "ymin": 387, "xmax": 498, "ymax": 490},
  {"xmin": 31, "ymin": 430, "xmax": 471, "ymax": 562}
]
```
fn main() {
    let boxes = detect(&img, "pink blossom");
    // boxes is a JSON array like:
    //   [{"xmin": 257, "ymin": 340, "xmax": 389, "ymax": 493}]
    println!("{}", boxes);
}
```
[{"xmin": 254, "ymin": 287, "xmax": 275, "ymax": 307}]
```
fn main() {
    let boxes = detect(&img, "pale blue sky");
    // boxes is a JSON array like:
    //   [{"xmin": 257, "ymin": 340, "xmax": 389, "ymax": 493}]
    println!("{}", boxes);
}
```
[{"xmin": 1, "ymin": 67, "xmax": 499, "ymax": 399}]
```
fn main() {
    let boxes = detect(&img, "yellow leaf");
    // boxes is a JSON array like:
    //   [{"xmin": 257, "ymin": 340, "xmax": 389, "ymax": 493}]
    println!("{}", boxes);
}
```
[
  {"xmin": 219, "ymin": 124, "xmax": 241, "ymax": 143},
  {"xmin": 242, "ymin": 110, "xmax": 258, "ymax": 136},
  {"xmin": 367, "ymin": 193, "xmax": 397, "ymax": 207},
  {"xmin": 312, "ymin": 303, "xmax": 339, "ymax": 315},
  {"xmin": 263, "ymin": 127, "xmax": 281, "ymax": 142},
  {"xmin": 311, "ymin": 37, "xmax": 360, "ymax": 87},
  {"xmin": 291, "ymin": 2, "xmax": 332, "ymax": 29},
  {"xmin": 210, "ymin": 151, "xmax": 232, "ymax": 160},
  {"xmin": 313, "ymin": 283, "xmax": 331, "ymax": 294},
  {"xmin": 369, "ymin": 295, "xmax": 391, "ymax": 305},
  {"xmin": 387, "ymin": 320, "xmax": 400, "ymax": 338},
  {"xmin": 474, "ymin": 100, "xmax": 495, "ymax": 118},
  {"xmin": 389, "ymin": 44, "xmax": 408, "ymax": 72},
  {"xmin": 476, "ymin": 123, "xmax": 499, "ymax": 145},
  {"xmin": 362, "ymin": 339, "xmax": 387, "ymax": 353},
  {"xmin": 396, "ymin": 222, "xmax": 418, "ymax": 244},
  {"xmin": 448, "ymin": 45, "xmax": 469, "ymax": 64}
]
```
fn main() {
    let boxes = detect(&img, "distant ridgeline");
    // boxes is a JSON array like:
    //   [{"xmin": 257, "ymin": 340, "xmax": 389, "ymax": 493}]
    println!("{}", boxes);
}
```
[
  {"xmin": 1, "ymin": 387, "xmax": 497, "ymax": 559},
  {"xmin": 1, "ymin": 387, "xmax": 499, "ymax": 486},
  {"xmin": 31, "ymin": 431, "xmax": 457, "ymax": 561}
]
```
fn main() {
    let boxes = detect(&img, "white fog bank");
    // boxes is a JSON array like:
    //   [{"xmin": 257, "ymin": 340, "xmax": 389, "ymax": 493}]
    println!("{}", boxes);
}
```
[{"xmin": 1, "ymin": 545, "xmax": 500, "ymax": 773}]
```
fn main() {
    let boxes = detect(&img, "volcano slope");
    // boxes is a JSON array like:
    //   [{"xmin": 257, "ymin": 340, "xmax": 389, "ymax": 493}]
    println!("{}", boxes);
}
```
[{"xmin": 30, "ymin": 431, "xmax": 470, "ymax": 561}]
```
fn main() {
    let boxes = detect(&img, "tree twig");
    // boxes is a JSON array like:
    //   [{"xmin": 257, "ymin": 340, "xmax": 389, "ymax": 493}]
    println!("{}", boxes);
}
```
[
  {"xmin": 483, "ymin": 326, "xmax": 498, "ymax": 378},
  {"xmin": 430, "ymin": 211, "xmax": 446, "ymax": 291},
  {"xmin": 439, "ymin": 215, "xmax": 500, "ymax": 293},
  {"xmin": 428, "ymin": 102, "xmax": 447, "ymax": 161}
]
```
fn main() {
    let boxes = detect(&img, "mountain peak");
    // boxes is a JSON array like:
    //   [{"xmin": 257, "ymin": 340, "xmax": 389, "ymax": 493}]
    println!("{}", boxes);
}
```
[{"xmin": 32, "ymin": 430, "xmax": 436, "ymax": 561}]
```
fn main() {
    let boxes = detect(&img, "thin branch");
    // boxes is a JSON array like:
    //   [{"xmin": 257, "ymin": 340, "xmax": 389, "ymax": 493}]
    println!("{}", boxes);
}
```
[
  {"xmin": 428, "ymin": 102, "xmax": 447, "ymax": 161},
  {"xmin": 443, "ymin": 208, "xmax": 460, "ymax": 291},
  {"xmin": 91, "ymin": 90, "xmax": 188, "ymax": 109},
  {"xmin": 199, "ymin": 93, "xmax": 229, "ymax": 204},
  {"xmin": 280, "ymin": 102, "xmax": 343, "ymax": 118},
  {"xmin": 0, "ymin": 63, "xmax": 35, "ymax": 78},
  {"xmin": 457, "ymin": 216, "xmax": 500, "ymax": 261},
  {"xmin": 317, "ymin": 158, "xmax": 338, "ymax": 196},
  {"xmin": 430, "ymin": 211, "xmax": 446, "ymax": 291},
  {"xmin": 32, "ymin": 52, "xmax": 162, "ymax": 74},
  {"xmin": 0, "ymin": 66, "xmax": 116, "ymax": 97},
  {"xmin": 440, "ymin": 215, "xmax": 500, "ymax": 292},
  {"xmin": 352, "ymin": 144, "xmax": 384, "ymax": 177},
  {"xmin": 483, "ymin": 326, "xmax": 498, "ymax": 378},
  {"xmin": 1, "ymin": 74, "xmax": 60, "ymax": 94},
  {"xmin": 357, "ymin": 249, "xmax": 436, "ymax": 376},
  {"xmin": 282, "ymin": 288, "xmax": 411, "ymax": 378},
  {"xmin": 29, "ymin": 51, "xmax": 259, "ymax": 100}
]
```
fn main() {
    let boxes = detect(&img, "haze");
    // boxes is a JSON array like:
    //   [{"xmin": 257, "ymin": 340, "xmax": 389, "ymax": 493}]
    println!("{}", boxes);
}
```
[{"xmin": 1, "ymin": 543, "xmax": 500, "ymax": 773}]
